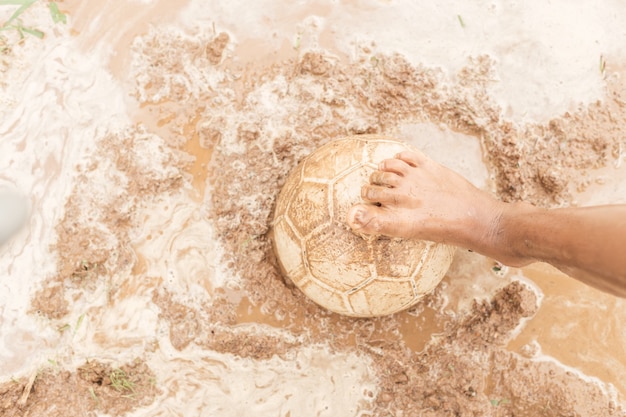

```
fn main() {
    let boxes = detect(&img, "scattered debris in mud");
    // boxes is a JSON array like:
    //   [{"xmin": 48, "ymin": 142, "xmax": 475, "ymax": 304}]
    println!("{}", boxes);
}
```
[{"xmin": 0, "ymin": 359, "xmax": 159, "ymax": 417}]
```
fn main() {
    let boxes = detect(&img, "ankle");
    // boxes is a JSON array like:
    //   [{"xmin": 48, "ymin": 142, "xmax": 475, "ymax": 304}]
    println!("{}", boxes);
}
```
[
  {"xmin": 461, "ymin": 198, "xmax": 506, "ymax": 254},
  {"xmin": 485, "ymin": 201, "xmax": 536, "ymax": 267}
]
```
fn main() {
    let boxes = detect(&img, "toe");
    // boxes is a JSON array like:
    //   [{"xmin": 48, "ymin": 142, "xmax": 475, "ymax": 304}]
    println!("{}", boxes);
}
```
[
  {"xmin": 395, "ymin": 150, "xmax": 426, "ymax": 167},
  {"xmin": 361, "ymin": 184, "xmax": 401, "ymax": 204},
  {"xmin": 379, "ymin": 158, "xmax": 410, "ymax": 176},
  {"xmin": 370, "ymin": 171, "xmax": 401, "ymax": 187},
  {"xmin": 346, "ymin": 204, "xmax": 385, "ymax": 234}
]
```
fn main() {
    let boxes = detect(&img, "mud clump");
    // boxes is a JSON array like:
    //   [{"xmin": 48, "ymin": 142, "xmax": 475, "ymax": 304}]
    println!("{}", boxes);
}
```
[
  {"xmin": 205, "ymin": 32, "xmax": 230, "ymax": 65},
  {"xmin": 368, "ymin": 282, "xmax": 623, "ymax": 417},
  {"xmin": 31, "ymin": 127, "xmax": 188, "ymax": 321},
  {"xmin": 0, "ymin": 359, "xmax": 159, "ymax": 417},
  {"xmin": 450, "ymin": 280, "xmax": 538, "ymax": 347}
]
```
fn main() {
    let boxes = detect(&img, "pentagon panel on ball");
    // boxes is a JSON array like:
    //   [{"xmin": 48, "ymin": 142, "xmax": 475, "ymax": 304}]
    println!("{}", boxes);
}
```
[{"xmin": 272, "ymin": 135, "xmax": 454, "ymax": 317}]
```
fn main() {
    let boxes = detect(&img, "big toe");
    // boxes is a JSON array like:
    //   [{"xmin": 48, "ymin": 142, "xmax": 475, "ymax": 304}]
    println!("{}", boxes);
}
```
[{"xmin": 346, "ymin": 204, "xmax": 384, "ymax": 235}]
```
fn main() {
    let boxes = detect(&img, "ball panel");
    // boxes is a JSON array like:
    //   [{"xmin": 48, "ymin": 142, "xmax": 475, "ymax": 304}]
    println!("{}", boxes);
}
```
[
  {"xmin": 374, "ymin": 238, "xmax": 430, "ymax": 278},
  {"xmin": 289, "ymin": 265, "xmax": 310, "ymax": 287},
  {"xmin": 300, "ymin": 280, "xmax": 349, "ymax": 315},
  {"xmin": 345, "ymin": 290, "xmax": 373, "ymax": 317},
  {"xmin": 331, "ymin": 164, "xmax": 372, "ymax": 224},
  {"xmin": 413, "ymin": 243, "xmax": 455, "ymax": 294},
  {"xmin": 274, "ymin": 164, "xmax": 302, "ymax": 219},
  {"xmin": 305, "ymin": 225, "xmax": 373, "ymax": 289},
  {"xmin": 287, "ymin": 181, "xmax": 330, "ymax": 238},
  {"xmin": 273, "ymin": 217, "xmax": 304, "ymax": 277},
  {"xmin": 348, "ymin": 279, "xmax": 416, "ymax": 317},
  {"xmin": 303, "ymin": 138, "xmax": 367, "ymax": 180}
]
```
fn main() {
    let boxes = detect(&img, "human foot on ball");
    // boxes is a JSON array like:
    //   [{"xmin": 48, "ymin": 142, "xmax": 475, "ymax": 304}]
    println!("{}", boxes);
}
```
[
  {"xmin": 346, "ymin": 150, "xmax": 626, "ymax": 297},
  {"xmin": 346, "ymin": 150, "xmax": 504, "ymax": 254}
]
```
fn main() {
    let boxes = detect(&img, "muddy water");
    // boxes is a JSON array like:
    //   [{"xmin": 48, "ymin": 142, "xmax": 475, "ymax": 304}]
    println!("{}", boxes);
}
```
[
  {"xmin": 511, "ymin": 264, "xmax": 626, "ymax": 397},
  {"xmin": 2, "ymin": 0, "xmax": 626, "ymax": 414}
]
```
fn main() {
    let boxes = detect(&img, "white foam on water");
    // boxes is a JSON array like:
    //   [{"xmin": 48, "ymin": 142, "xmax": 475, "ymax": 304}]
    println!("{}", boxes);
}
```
[
  {"xmin": 179, "ymin": 0, "xmax": 626, "ymax": 123},
  {"xmin": 0, "ymin": 3, "xmax": 129, "ymax": 376},
  {"xmin": 129, "ymin": 344, "xmax": 377, "ymax": 417},
  {"xmin": 132, "ymin": 194, "xmax": 239, "ymax": 295}
]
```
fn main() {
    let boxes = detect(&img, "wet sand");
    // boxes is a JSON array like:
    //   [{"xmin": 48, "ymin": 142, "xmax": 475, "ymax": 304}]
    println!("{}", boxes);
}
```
[{"xmin": 1, "ymin": 1, "xmax": 626, "ymax": 416}]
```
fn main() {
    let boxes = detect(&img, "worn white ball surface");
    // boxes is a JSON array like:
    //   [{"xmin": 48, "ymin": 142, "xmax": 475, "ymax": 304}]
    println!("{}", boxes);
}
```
[{"xmin": 272, "ymin": 135, "xmax": 454, "ymax": 317}]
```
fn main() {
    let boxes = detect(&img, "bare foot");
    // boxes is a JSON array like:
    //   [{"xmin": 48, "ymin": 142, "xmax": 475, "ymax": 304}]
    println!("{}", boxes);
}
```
[
  {"xmin": 346, "ymin": 150, "xmax": 505, "ymax": 254},
  {"xmin": 347, "ymin": 151, "xmax": 626, "ymax": 294}
]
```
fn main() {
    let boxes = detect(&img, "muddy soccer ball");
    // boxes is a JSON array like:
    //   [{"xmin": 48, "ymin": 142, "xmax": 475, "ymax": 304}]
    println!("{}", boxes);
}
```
[{"xmin": 272, "ymin": 135, "xmax": 454, "ymax": 317}]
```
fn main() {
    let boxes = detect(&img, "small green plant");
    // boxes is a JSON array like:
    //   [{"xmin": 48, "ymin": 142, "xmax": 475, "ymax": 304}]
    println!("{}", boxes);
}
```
[
  {"xmin": 48, "ymin": 1, "xmax": 65, "ymax": 24},
  {"xmin": 490, "ymin": 398, "xmax": 511, "ymax": 407},
  {"xmin": 0, "ymin": 0, "xmax": 67, "ymax": 51},
  {"xmin": 1, "ymin": 0, "xmax": 43, "ymax": 40},
  {"xmin": 110, "ymin": 368, "xmax": 136, "ymax": 398}
]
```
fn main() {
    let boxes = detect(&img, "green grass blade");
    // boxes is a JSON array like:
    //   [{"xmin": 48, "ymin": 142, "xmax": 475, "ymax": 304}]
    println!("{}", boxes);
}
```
[
  {"xmin": 20, "ymin": 25, "xmax": 43, "ymax": 38},
  {"xmin": 48, "ymin": 2, "xmax": 66, "ymax": 24},
  {"xmin": 75, "ymin": 313, "xmax": 86, "ymax": 332},
  {"xmin": 2, "ymin": 0, "xmax": 37, "ymax": 28},
  {"xmin": 457, "ymin": 14, "xmax": 465, "ymax": 28},
  {"xmin": 0, "ymin": 1, "xmax": 36, "ymax": 5}
]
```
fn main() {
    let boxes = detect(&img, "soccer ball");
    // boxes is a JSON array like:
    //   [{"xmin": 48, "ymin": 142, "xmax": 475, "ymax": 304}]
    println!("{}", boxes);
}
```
[{"xmin": 272, "ymin": 135, "xmax": 454, "ymax": 317}]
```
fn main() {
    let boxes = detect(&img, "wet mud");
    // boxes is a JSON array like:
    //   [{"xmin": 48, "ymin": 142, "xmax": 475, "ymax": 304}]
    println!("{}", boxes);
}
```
[{"xmin": 1, "ymin": 1, "xmax": 626, "ymax": 416}]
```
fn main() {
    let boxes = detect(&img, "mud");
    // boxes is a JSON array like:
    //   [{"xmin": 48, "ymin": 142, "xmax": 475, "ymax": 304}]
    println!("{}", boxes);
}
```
[
  {"xmin": 0, "ymin": 359, "xmax": 159, "ymax": 417},
  {"xmin": 1, "ymin": 1, "xmax": 626, "ymax": 416}
]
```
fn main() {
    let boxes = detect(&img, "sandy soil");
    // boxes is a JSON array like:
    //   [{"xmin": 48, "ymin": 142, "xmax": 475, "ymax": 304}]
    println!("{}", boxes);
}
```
[{"xmin": 1, "ymin": 1, "xmax": 626, "ymax": 416}]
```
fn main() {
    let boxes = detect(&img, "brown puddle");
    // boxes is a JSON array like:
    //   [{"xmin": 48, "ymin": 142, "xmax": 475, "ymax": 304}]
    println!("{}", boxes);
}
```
[
  {"xmin": 181, "ymin": 109, "xmax": 213, "ymax": 202},
  {"xmin": 511, "ymin": 263, "xmax": 626, "ymax": 396}
]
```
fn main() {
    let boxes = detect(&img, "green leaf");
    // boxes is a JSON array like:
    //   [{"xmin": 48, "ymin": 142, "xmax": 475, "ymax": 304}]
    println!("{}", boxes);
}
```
[
  {"xmin": 20, "ymin": 25, "xmax": 43, "ymax": 38},
  {"xmin": 48, "ymin": 2, "xmax": 66, "ymax": 24},
  {"xmin": 2, "ymin": 0, "xmax": 37, "ymax": 28},
  {"xmin": 0, "ymin": 1, "xmax": 35, "ymax": 5}
]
